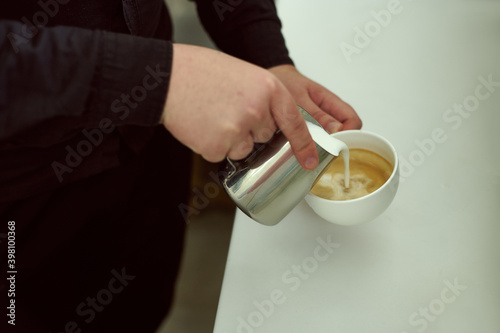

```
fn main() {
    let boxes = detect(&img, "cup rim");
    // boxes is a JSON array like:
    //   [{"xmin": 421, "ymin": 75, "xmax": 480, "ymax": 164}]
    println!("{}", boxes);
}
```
[{"xmin": 306, "ymin": 129, "xmax": 399, "ymax": 204}]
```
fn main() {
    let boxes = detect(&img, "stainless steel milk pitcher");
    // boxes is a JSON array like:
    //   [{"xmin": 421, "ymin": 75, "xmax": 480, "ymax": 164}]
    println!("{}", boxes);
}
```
[{"xmin": 219, "ymin": 106, "xmax": 348, "ymax": 226}]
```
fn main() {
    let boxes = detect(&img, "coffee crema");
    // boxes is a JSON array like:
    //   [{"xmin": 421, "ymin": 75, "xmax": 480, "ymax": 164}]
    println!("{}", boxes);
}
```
[{"xmin": 310, "ymin": 148, "xmax": 393, "ymax": 201}]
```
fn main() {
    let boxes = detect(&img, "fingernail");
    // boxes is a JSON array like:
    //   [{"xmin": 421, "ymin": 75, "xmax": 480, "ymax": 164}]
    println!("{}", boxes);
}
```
[
  {"xmin": 305, "ymin": 157, "xmax": 318, "ymax": 170},
  {"xmin": 326, "ymin": 122, "xmax": 341, "ymax": 134}
]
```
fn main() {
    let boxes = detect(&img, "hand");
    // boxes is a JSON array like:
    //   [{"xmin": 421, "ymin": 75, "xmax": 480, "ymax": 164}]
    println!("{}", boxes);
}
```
[
  {"xmin": 268, "ymin": 64, "xmax": 362, "ymax": 133},
  {"xmin": 161, "ymin": 44, "xmax": 319, "ymax": 170}
]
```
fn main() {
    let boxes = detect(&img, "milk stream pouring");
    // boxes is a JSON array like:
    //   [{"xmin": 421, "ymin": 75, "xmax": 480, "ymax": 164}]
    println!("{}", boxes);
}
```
[{"xmin": 219, "ymin": 106, "xmax": 349, "ymax": 226}]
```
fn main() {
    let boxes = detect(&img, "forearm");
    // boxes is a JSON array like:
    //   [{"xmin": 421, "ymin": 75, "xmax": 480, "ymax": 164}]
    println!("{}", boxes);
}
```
[{"xmin": 0, "ymin": 20, "xmax": 171, "ymax": 146}]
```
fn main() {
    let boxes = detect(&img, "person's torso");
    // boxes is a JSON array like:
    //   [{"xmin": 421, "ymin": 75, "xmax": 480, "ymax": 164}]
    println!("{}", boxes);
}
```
[{"xmin": 0, "ymin": 0, "xmax": 173, "ymax": 203}]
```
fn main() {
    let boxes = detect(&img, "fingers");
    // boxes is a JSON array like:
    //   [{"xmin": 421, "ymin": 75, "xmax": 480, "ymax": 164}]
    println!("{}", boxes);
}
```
[
  {"xmin": 197, "ymin": 104, "xmax": 278, "ymax": 162},
  {"xmin": 298, "ymin": 97, "xmax": 344, "ymax": 134},
  {"xmin": 270, "ymin": 85, "xmax": 319, "ymax": 170},
  {"xmin": 251, "ymin": 124, "xmax": 276, "ymax": 143},
  {"xmin": 199, "ymin": 139, "xmax": 228, "ymax": 163},
  {"xmin": 225, "ymin": 105, "xmax": 276, "ymax": 160},
  {"xmin": 227, "ymin": 135, "xmax": 255, "ymax": 160},
  {"xmin": 342, "ymin": 115, "xmax": 363, "ymax": 130},
  {"xmin": 247, "ymin": 106, "xmax": 277, "ymax": 143},
  {"xmin": 204, "ymin": 117, "xmax": 276, "ymax": 162},
  {"xmin": 268, "ymin": 66, "xmax": 361, "ymax": 133},
  {"xmin": 309, "ymin": 86, "xmax": 362, "ymax": 131},
  {"xmin": 201, "ymin": 136, "xmax": 253, "ymax": 162},
  {"xmin": 331, "ymin": 98, "xmax": 362, "ymax": 130}
]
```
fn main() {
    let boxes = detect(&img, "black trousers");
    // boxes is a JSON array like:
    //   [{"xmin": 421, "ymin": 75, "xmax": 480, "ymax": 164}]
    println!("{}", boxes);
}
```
[{"xmin": 1, "ymin": 127, "xmax": 192, "ymax": 332}]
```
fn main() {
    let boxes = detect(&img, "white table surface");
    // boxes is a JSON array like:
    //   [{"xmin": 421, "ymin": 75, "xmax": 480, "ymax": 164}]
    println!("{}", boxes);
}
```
[{"xmin": 213, "ymin": 1, "xmax": 500, "ymax": 332}]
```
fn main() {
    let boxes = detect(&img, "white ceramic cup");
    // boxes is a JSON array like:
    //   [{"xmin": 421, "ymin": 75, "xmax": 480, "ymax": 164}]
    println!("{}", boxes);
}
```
[{"xmin": 304, "ymin": 130, "xmax": 399, "ymax": 226}]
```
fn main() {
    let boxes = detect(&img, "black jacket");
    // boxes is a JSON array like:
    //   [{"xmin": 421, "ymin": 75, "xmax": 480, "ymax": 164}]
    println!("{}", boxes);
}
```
[{"xmin": 0, "ymin": 0, "xmax": 293, "ymax": 202}]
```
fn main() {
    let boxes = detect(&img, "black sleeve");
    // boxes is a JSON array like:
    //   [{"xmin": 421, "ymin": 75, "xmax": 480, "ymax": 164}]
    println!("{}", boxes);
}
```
[
  {"xmin": 0, "ymin": 20, "xmax": 171, "ymax": 146},
  {"xmin": 192, "ymin": 0, "xmax": 294, "ymax": 69}
]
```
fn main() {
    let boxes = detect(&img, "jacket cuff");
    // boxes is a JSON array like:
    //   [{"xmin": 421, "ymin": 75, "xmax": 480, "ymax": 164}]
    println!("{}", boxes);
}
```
[{"xmin": 88, "ymin": 30, "xmax": 172, "ymax": 127}]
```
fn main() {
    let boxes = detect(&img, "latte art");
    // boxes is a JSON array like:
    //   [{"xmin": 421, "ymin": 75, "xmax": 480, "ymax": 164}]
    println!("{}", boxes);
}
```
[{"xmin": 311, "ymin": 149, "xmax": 393, "ymax": 201}]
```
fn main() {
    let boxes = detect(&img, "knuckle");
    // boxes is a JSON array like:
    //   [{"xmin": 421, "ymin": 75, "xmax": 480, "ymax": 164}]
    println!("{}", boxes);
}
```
[
  {"xmin": 288, "ymin": 116, "xmax": 307, "ymax": 135},
  {"xmin": 281, "ymin": 105, "xmax": 302, "ymax": 124},
  {"xmin": 246, "ymin": 105, "xmax": 266, "ymax": 123},
  {"xmin": 261, "ymin": 73, "xmax": 279, "ymax": 93},
  {"xmin": 260, "ymin": 126, "xmax": 276, "ymax": 141},
  {"xmin": 222, "ymin": 122, "xmax": 241, "ymax": 138},
  {"xmin": 201, "ymin": 149, "xmax": 224, "ymax": 163},
  {"xmin": 228, "ymin": 139, "xmax": 253, "ymax": 160},
  {"xmin": 198, "ymin": 137, "xmax": 228, "ymax": 163}
]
